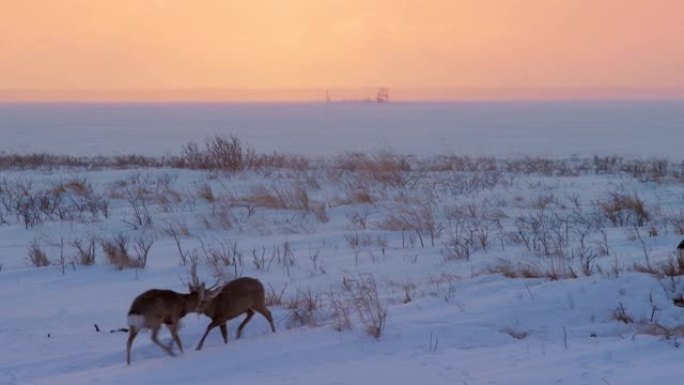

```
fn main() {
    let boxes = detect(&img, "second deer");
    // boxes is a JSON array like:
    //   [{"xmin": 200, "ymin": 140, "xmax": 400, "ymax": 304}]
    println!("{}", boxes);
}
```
[
  {"xmin": 126, "ymin": 279, "xmax": 212, "ymax": 365},
  {"xmin": 195, "ymin": 277, "xmax": 276, "ymax": 350}
]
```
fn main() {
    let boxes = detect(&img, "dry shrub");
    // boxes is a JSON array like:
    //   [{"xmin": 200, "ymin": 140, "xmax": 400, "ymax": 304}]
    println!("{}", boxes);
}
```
[
  {"xmin": 205, "ymin": 204, "xmax": 234, "ymax": 230},
  {"xmin": 100, "ymin": 234, "xmax": 145, "ymax": 269},
  {"xmin": 328, "ymin": 293, "xmax": 353, "ymax": 331},
  {"xmin": 333, "ymin": 152, "xmax": 410, "ymax": 187},
  {"xmin": 196, "ymin": 183, "xmax": 215, "ymax": 202},
  {"xmin": 248, "ymin": 153, "xmax": 310, "ymax": 170},
  {"xmin": 389, "ymin": 280, "xmax": 417, "ymax": 304},
  {"xmin": 27, "ymin": 240, "xmax": 50, "ymax": 267},
  {"xmin": 345, "ymin": 232, "xmax": 388, "ymax": 250},
  {"xmin": 312, "ymin": 203, "xmax": 329, "ymax": 223},
  {"xmin": 265, "ymin": 284, "xmax": 287, "ymax": 306},
  {"xmin": 504, "ymin": 156, "xmax": 565, "ymax": 176},
  {"xmin": 633, "ymin": 252, "xmax": 684, "ymax": 278},
  {"xmin": 611, "ymin": 303, "xmax": 634, "ymax": 324},
  {"xmin": 181, "ymin": 135, "xmax": 251, "ymax": 171},
  {"xmin": 598, "ymin": 192, "xmax": 650, "ymax": 227},
  {"xmin": 378, "ymin": 202, "xmax": 439, "ymax": 247},
  {"xmin": 334, "ymin": 186, "xmax": 375, "ymax": 206},
  {"xmin": 422, "ymin": 155, "xmax": 497, "ymax": 173},
  {"xmin": 285, "ymin": 289, "xmax": 320, "ymax": 328},
  {"xmin": 201, "ymin": 239, "xmax": 241, "ymax": 280},
  {"xmin": 73, "ymin": 237, "xmax": 97, "ymax": 266},
  {"xmin": 344, "ymin": 275, "xmax": 387, "ymax": 339},
  {"xmin": 636, "ymin": 323, "xmax": 684, "ymax": 340},
  {"xmin": 486, "ymin": 259, "xmax": 577, "ymax": 280},
  {"xmin": 0, "ymin": 152, "xmax": 168, "ymax": 170},
  {"xmin": 242, "ymin": 184, "xmax": 310, "ymax": 212}
]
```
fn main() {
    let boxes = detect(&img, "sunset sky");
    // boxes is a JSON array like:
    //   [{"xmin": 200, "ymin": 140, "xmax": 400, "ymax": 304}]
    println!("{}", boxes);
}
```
[{"xmin": 1, "ymin": 0, "xmax": 683, "ymax": 101}]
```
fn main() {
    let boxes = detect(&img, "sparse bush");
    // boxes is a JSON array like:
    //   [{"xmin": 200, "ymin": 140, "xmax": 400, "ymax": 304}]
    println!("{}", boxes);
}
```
[
  {"xmin": 599, "ymin": 191, "xmax": 650, "ymax": 227},
  {"xmin": 27, "ymin": 240, "xmax": 50, "ymax": 267},
  {"xmin": 285, "ymin": 289, "xmax": 320, "ymax": 328},
  {"xmin": 100, "ymin": 234, "xmax": 141, "ymax": 269},
  {"xmin": 133, "ymin": 236, "xmax": 154, "ymax": 269},
  {"xmin": 332, "ymin": 151, "xmax": 410, "ymax": 187},
  {"xmin": 122, "ymin": 182, "xmax": 153, "ymax": 229},
  {"xmin": 328, "ymin": 293, "xmax": 353, "ymax": 331},
  {"xmin": 486, "ymin": 259, "xmax": 577, "ymax": 280},
  {"xmin": 201, "ymin": 239, "xmax": 241, "ymax": 280},
  {"xmin": 379, "ymin": 202, "xmax": 440, "ymax": 248},
  {"xmin": 344, "ymin": 275, "xmax": 387, "ymax": 339},
  {"xmin": 181, "ymin": 135, "xmax": 251, "ymax": 171},
  {"xmin": 73, "ymin": 236, "xmax": 97, "ymax": 266},
  {"xmin": 265, "ymin": 284, "xmax": 287, "ymax": 306},
  {"xmin": 196, "ymin": 182, "xmax": 215, "ymax": 202},
  {"xmin": 611, "ymin": 302, "xmax": 634, "ymax": 324}
]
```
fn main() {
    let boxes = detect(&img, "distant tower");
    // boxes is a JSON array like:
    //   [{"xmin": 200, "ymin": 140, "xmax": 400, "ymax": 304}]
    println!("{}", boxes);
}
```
[
  {"xmin": 376, "ymin": 87, "xmax": 389, "ymax": 103},
  {"xmin": 325, "ymin": 90, "xmax": 331, "ymax": 103}
]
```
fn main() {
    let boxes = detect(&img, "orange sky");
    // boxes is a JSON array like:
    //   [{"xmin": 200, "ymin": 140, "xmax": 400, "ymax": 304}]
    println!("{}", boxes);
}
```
[{"xmin": 1, "ymin": 0, "xmax": 683, "ymax": 101}]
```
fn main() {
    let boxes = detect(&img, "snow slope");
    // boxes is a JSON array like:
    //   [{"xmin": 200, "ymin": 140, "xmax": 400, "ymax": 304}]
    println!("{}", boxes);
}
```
[{"xmin": 2, "ymin": 103, "xmax": 684, "ymax": 384}]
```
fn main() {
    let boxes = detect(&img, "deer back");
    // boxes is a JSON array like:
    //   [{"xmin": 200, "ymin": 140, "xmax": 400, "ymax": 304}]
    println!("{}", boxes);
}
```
[
  {"xmin": 202, "ymin": 277, "xmax": 266, "ymax": 320},
  {"xmin": 129, "ymin": 289, "xmax": 199, "ymax": 327}
]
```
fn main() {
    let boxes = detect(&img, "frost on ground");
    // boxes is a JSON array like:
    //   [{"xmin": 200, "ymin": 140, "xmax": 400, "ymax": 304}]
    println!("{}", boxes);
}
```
[{"xmin": 1, "ymin": 147, "xmax": 684, "ymax": 385}]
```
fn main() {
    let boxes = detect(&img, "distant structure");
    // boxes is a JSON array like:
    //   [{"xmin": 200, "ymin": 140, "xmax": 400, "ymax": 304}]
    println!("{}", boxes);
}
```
[
  {"xmin": 376, "ymin": 87, "xmax": 390, "ymax": 103},
  {"xmin": 325, "ymin": 90, "xmax": 332, "ymax": 103}
]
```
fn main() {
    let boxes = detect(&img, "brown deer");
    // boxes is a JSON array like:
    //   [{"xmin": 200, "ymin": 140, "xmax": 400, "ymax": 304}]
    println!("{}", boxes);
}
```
[
  {"xmin": 126, "ymin": 280, "xmax": 211, "ymax": 365},
  {"xmin": 195, "ymin": 277, "xmax": 276, "ymax": 350}
]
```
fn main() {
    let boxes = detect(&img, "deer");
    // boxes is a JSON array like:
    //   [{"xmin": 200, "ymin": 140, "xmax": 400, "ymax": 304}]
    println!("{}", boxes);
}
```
[
  {"xmin": 195, "ymin": 277, "xmax": 276, "ymax": 350},
  {"xmin": 126, "ymin": 274, "xmax": 217, "ymax": 365}
]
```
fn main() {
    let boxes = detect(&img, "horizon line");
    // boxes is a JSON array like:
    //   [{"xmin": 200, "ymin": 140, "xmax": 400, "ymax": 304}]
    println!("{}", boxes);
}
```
[{"xmin": 2, "ymin": 87, "xmax": 684, "ymax": 103}]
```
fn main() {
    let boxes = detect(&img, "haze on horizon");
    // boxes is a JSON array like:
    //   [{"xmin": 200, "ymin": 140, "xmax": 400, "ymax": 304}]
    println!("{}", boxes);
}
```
[{"xmin": 1, "ymin": 0, "xmax": 683, "ymax": 102}]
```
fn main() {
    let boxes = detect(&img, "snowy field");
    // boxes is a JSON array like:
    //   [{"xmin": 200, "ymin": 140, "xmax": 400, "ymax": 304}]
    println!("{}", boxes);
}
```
[
  {"xmin": 2, "ymin": 102, "xmax": 684, "ymax": 385},
  {"xmin": 1, "ymin": 101, "xmax": 684, "ymax": 157}
]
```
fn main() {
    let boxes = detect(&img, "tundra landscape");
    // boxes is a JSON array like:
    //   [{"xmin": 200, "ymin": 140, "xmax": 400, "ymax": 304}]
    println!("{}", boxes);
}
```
[{"xmin": 2, "ymin": 102, "xmax": 684, "ymax": 384}]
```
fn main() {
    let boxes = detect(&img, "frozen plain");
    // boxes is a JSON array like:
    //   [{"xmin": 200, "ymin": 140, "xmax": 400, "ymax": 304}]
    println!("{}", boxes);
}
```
[{"xmin": 1, "ymin": 102, "xmax": 684, "ymax": 385}]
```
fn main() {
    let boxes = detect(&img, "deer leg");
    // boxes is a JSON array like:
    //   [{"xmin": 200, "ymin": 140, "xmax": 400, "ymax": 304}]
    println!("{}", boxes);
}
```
[
  {"xmin": 236, "ymin": 309, "xmax": 255, "ymax": 339},
  {"xmin": 126, "ymin": 326, "xmax": 139, "ymax": 365},
  {"xmin": 151, "ymin": 325, "xmax": 175, "ymax": 357},
  {"xmin": 196, "ymin": 320, "xmax": 220, "ymax": 351},
  {"xmin": 219, "ymin": 323, "xmax": 228, "ymax": 344},
  {"xmin": 255, "ymin": 305, "xmax": 276, "ymax": 333},
  {"xmin": 168, "ymin": 323, "xmax": 184, "ymax": 353}
]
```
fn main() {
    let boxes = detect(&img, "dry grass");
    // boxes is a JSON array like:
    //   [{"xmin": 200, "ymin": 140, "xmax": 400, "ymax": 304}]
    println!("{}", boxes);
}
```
[
  {"xmin": 378, "ymin": 202, "xmax": 439, "ymax": 248},
  {"xmin": 196, "ymin": 183, "xmax": 215, "ymax": 202},
  {"xmin": 73, "ymin": 237, "xmax": 97, "ymax": 266},
  {"xmin": 100, "ymin": 234, "xmax": 145, "ymax": 270},
  {"xmin": 599, "ymin": 191, "xmax": 650, "ymax": 227},
  {"xmin": 343, "ymin": 275, "xmax": 388, "ymax": 339},
  {"xmin": 285, "ymin": 289, "xmax": 320, "ymax": 328},
  {"xmin": 27, "ymin": 240, "xmax": 50, "ymax": 267},
  {"xmin": 181, "ymin": 135, "xmax": 250, "ymax": 171},
  {"xmin": 486, "ymin": 259, "xmax": 578, "ymax": 280},
  {"xmin": 265, "ymin": 284, "xmax": 287, "ymax": 306},
  {"xmin": 611, "ymin": 302, "xmax": 634, "ymax": 324},
  {"xmin": 328, "ymin": 293, "xmax": 353, "ymax": 331},
  {"xmin": 241, "ymin": 184, "xmax": 311, "ymax": 212},
  {"xmin": 332, "ymin": 152, "xmax": 411, "ymax": 187},
  {"xmin": 201, "ymin": 239, "xmax": 241, "ymax": 280}
]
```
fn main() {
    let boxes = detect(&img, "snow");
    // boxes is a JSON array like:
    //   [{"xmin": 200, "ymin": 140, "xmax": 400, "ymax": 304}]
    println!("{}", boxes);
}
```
[
  {"xmin": 1, "ymin": 101, "xmax": 683, "ymax": 158},
  {"xmin": 2, "ymin": 102, "xmax": 684, "ymax": 385}
]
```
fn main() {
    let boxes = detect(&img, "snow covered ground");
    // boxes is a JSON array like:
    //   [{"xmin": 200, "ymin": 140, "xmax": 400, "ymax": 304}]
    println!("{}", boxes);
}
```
[
  {"xmin": 1, "ymin": 101, "xmax": 684, "ymax": 158},
  {"xmin": 2, "ymin": 103, "xmax": 684, "ymax": 385}
]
